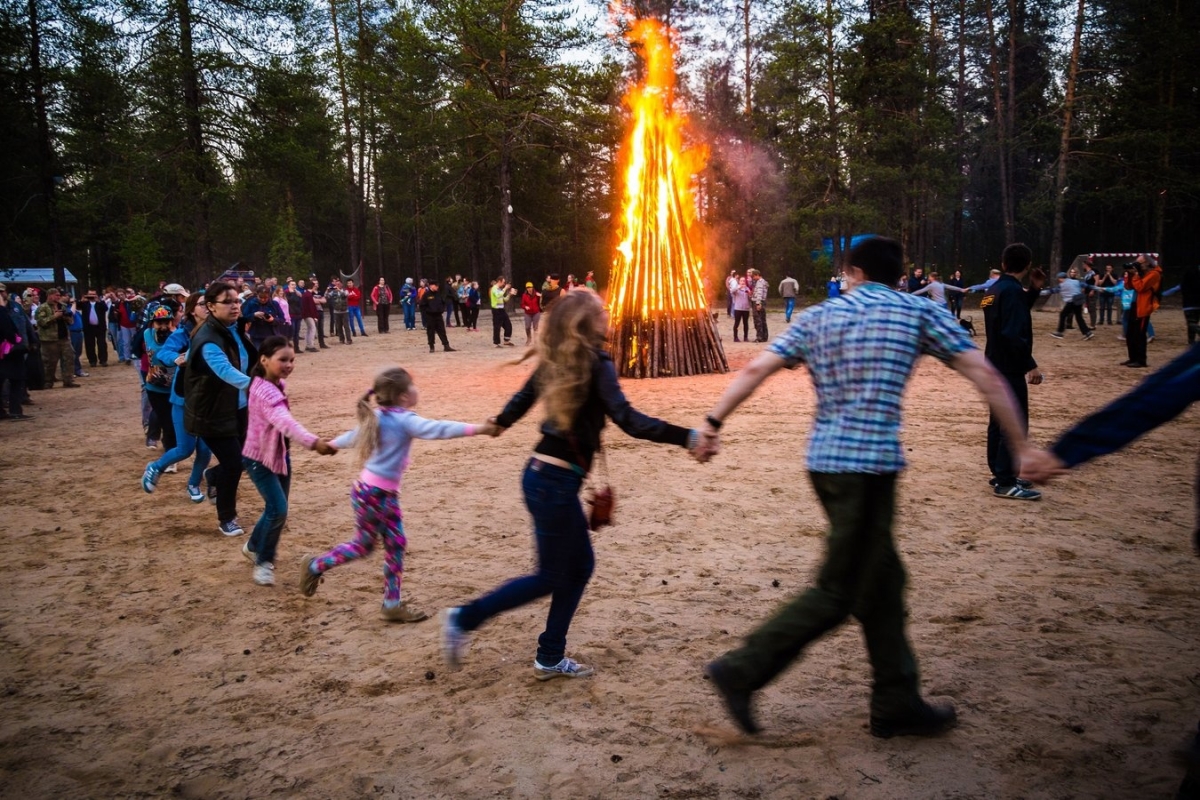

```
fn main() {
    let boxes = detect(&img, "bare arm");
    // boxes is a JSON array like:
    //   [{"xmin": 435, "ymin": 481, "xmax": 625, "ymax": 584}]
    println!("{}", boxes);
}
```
[{"xmin": 949, "ymin": 348, "xmax": 1031, "ymax": 463}]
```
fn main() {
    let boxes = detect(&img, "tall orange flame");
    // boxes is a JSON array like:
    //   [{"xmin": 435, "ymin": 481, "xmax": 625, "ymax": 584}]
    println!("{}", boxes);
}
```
[{"xmin": 606, "ymin": 17, "xmax": 726, "ymax": 378}]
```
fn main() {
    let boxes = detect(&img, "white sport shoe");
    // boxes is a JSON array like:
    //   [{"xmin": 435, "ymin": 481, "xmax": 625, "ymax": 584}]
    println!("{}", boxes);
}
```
[
  {"xmin": 533, "ymin": 657, "xmax": 595, "ymax": 681},
  {"xmin": 440, "ymin": 607, "xmax": 471, "ymax": 669},
  {"xmin": 253, "ymin": 562, "xmax": 275, "ymax": 586}
]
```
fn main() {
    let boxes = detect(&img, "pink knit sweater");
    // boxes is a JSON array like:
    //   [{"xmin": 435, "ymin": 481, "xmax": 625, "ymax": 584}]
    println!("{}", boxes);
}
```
[{"xmin": 242, "ymin": 377, "xmax": 319, "ymax": 474}]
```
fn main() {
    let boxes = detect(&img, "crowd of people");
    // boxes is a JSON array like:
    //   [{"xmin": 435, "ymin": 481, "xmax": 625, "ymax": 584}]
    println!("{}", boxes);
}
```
[{"xmin": 3, "ymin": 243, "xmax": 1197, "ymax": 794}]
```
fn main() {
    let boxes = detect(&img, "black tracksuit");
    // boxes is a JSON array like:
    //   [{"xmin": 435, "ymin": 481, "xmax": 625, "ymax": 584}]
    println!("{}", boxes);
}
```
[{"xmin": 982, "ymin": 273, "xmax": 1039, "ymax": 487}]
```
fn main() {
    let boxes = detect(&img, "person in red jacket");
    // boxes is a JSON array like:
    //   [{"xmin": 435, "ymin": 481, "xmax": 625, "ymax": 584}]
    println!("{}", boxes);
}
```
[
  {"xmin": 1124, "ymin": 254, "xmax": 1162, "ymax": 369},
  {"xmin": 371, "ymin": 277, "xmax": 393, "ymax": 333},
  {"xmin": 519, "ymin": 282, "xmax": 542, "ymax": 345},
  {"xmin": 346, "ymin": 279, "xmax": 367, "ymax": 337}
]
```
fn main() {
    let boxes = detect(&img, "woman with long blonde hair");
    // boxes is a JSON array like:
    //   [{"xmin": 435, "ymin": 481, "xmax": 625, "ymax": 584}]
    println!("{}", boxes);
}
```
[{"xmin": 441, "ymin": 288, "xmax": 701, "ymax": 680}]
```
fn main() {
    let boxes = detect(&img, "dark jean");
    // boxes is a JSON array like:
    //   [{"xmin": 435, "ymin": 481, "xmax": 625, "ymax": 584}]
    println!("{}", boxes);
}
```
[
  {"xmin": 403, "ymin": 302, "xmax": 416, "ymax": 329},
  {"xmin": 987, "ymin": 371, "xmax": 1029, "ymax": 486},
  {"xmin": 457, "ymin": 459, "xmax": 594, "ymax": 666},
  {"xmin": 200, "ymin": 406, "xmax": 249, "ymax": 525},
  {"xmin": 783, "ymin": 297, "xmax": 796, "ymax": 322},
  {"xmin": 243, "ymin": 456, "xmax": 291, "ymax": 565},
  {"xmin": 716, "ymin": 472, "xmax": 921, "ymax": 718}
]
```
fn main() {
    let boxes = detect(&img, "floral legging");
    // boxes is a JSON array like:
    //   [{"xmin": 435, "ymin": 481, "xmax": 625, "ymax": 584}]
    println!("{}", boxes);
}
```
[{"xmin": 311, "ymin": 481, "xmax": 406, "ymax": 603}]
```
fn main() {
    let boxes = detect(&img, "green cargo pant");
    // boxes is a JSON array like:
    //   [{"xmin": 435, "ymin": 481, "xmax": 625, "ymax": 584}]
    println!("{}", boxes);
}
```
[{"xmin": 719, "ymin": 471, "xmax": 921, "ymax": 718}]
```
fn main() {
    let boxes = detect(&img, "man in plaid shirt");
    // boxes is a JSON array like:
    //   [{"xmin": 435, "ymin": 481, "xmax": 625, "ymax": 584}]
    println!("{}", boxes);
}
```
[{"xmin": 694, "ymin": 236, "xmax": 1032, "ymax": 739}]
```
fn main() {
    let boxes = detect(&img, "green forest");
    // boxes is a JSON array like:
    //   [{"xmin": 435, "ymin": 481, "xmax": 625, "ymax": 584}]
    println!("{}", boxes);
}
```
[{"xmin": 3, "ymin": 0, "xmax": 1197, "ymax": 292}]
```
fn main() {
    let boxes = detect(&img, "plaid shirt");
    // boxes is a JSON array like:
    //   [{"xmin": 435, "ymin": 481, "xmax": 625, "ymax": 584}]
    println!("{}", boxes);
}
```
[{"xmin": 768, "ymin": 282, "xmax": 975, "ymax": 474}]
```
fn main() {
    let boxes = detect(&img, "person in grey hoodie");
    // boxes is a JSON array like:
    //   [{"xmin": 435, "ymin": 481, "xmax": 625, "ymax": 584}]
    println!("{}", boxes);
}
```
[{"xmin": 1046, "ymin": 269, "xmax": 1094, "ymax": 340}]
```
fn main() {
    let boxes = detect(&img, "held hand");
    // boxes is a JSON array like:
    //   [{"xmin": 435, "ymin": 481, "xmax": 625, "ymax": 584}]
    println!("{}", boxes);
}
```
[
  {"xmin": 476, "ymin": 421, "xmax": 502, "ymax": 437},
  {"xmin": 314, "ymin": 439, "xmax": 338, "ymax": 456},
  {"xmin": 1026, "ymin": 369, "xmax": 1044, "ymax": 386},
  {"xmin": 1018, "ymin": 448, "xmax": 1067, "ymax": 484},
  {"xmin": 690, "ymin": 428, "xmax": 721, "ymax": 463},
  {"xmin": 175, "ymin": 354, "xmax": 186, "ymax": 366}
]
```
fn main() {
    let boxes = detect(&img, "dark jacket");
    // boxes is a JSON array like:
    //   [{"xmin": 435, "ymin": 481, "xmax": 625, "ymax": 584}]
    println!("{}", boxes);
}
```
[
  {"xmin": 494, "ymin": 350, "xmax": 691, "ymax": 473},
  {"xmin": 240, "ymin": 297, "xmax": 284, "ymax": 343},
  {"xmin": 78, "ymin": 300, "xmax": 109, "ymax": 328},
  {"xmin": 185, "ymin": 317, "xmax": 256, "ymax": 438},
  {"xmin": 418, "ymin": 290, "xmax": 447, "ymax": 317},
  {"xmin": 982, "ymin": 273, "xmax": 1039, "ymax": 375}
]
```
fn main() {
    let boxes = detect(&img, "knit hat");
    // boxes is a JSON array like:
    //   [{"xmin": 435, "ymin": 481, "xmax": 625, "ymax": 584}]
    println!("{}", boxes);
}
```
[
  {"xmin": 1057, "ymin": 272, "xmax": 1068, "ymax": 279},
  {"xmin": 152, "ymin": 305, "xmax": 173, "ymax": 320}
]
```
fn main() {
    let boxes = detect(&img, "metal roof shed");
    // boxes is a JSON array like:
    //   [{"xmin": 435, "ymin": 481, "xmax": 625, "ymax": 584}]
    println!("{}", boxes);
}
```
[{"xmin": 0, "ymin": 267, "xmax": 80, "ymax": 287}]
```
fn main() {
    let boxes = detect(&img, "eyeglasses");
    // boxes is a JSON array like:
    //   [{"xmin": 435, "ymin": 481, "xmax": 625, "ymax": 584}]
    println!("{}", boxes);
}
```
[{"xmin": 213, "ymin": 299, "xmax": 242, "ymax": 306}]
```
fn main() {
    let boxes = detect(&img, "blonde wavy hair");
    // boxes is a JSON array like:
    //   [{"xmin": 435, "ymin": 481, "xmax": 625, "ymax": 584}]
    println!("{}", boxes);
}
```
[
  {"xmin": 528, "ymin": 288, "xmax": 606, "ymax": 431},
  {"xmin": 354, "ymin": 366, "xmax": 413, "ymax": 463}
]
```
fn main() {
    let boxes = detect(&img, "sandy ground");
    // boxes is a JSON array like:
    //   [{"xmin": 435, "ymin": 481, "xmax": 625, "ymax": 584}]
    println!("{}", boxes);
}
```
[{"xmin": 0, "ymin": 301, "xmax": 1197, "ymax": 799}]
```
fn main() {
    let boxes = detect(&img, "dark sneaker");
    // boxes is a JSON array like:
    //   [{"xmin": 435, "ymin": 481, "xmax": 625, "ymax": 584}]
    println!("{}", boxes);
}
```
[
  {"xmin": 1083, "ymin": 331, "xmax": 1094, "ymax": 340},
  {"xmin": 705, "ymin": 659, "xmax": 760, "ymax": 735},
  {"xmin": 534, "ymin": 657, "xmax": 594, "ymax": 681},
  {"xmin": 870, "ymin": 700, "xmax": 957, "ymax": 739},
  {"xmin": 443, "ymin": 347, "xmax": 457, "ymax": 352},
  {"xmin": 218, "ymin": 519, "xmax": 245, "ymax": 536},
  {"xmin": 1050, "ymin": 332, "xmax": 1064, "ymax": 339},
  {"xmin": 988, "ymin": 477, "xmax": 1032, "ymax": 489},
  {"xmin": 299, "ymin": 555, "xmax": 322, "ymax": 597},
  {"xmin": 994, "ymin": 484, "xmax": 1042, "ymax": 501},
  {"xmin": 381, "ymin": 602, "xmax": 429, "ymax": 623}
]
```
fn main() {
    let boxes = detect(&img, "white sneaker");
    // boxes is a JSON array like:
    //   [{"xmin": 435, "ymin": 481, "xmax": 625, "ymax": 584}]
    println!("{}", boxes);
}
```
[
  {"xmin": 253, "ymin": 562, "xmax": 275, "ymax": 586},
  {"xmin": 164, "ymin": 463, "xmax": 177, "ymax": 474},
  {"xmin": 440, "ymin": 607, "xmax": 471, "ymax": 669},
  {"xmin": 533, "ymin": 656, "xmax": 595, "ymax": 681}
]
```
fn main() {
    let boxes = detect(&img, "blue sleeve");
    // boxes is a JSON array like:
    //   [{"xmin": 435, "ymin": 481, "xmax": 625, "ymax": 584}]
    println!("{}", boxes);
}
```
[
  {"xmin": 1052, "ymin": 347, "xmax": 1200, "ymax": 468},
  {"xmin": 201, "ymin": 342, "xmax": 252, "ymax": 390},
  {"xmin": 1162, "ymin": 285, "xmax": 1181, "ymax": 297},
  {"xmin": 155, "ymin": 328, "xmax": 188, "ymax": 367}
]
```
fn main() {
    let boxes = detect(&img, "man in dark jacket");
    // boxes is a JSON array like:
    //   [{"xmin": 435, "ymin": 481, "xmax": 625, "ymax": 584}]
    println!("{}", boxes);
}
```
[
  {"xmin": 78, "ymin": 289, "xmax": 110, "ymax": 368},
  {"xmin": 981, "ymin": 243, "xmax": 1046, "ymax": 500},
  {"xmin": 418, "ymin": 279, "xmax": 456, "ymax": 353},
  {"xmin": 240, "ymin": 285, "xmax": 284, "ymax": 350}
]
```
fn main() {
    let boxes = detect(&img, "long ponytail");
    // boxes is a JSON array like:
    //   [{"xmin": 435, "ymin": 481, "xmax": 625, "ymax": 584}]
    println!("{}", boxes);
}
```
[{"xmin": 355, "ymin": 367, "xmax": 412, "ymax": 463}]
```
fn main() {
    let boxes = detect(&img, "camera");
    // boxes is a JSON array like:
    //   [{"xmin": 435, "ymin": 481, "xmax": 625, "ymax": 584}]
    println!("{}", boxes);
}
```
[{"xmin": 1122, "ymin": 261, "xmax": 1141, "ymax": 273}]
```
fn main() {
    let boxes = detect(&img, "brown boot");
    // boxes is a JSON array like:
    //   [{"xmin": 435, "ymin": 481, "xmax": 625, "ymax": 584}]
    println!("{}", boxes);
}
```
[{"xmin": 381, "ymin": 602, "xmax": 428, "ymax": 623}]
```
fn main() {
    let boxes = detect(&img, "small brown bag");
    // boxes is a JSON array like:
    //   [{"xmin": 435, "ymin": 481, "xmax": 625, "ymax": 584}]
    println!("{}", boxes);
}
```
[{"xmin": 585, "ymin": 448, "xmax": 615, "ymax": 530}]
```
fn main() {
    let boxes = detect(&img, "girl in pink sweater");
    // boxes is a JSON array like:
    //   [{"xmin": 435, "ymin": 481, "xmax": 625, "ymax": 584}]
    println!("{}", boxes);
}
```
[{"xmin": 242, "ymin": 336, "xmax": 336, "ymax": 585}]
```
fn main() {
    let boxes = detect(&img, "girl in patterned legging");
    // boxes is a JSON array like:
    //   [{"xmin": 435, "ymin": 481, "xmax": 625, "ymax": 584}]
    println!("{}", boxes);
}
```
[{"xmin": 299, "ymin": 367, "xmax": 498, "ymax": 621}]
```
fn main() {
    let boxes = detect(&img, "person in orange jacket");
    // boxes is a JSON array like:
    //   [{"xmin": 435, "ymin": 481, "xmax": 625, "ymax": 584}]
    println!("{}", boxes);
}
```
[{"xmin": 1124, "ymin": 254, "xmax": 1162, "ymax": 369}]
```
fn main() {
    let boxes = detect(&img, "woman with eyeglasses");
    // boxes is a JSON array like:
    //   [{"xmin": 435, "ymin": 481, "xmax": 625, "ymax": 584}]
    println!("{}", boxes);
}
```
[{"xmin": 185, "ymin": 281, "xmax": 258, "ymax": 537}]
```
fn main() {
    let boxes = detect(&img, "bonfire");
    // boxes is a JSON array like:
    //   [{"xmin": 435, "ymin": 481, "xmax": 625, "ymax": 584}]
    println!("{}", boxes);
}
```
[{"xmin": 606, "ymin": 17, "xmax": 728, "ymax": 379}]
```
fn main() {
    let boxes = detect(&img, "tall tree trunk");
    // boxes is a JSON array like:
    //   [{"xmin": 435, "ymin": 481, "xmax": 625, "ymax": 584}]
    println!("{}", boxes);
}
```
[
  {"xmin": 951, "ymin": 0, "xmax": 966, "ymax": 268},
  {"xmin": 353, "ymin": 0, "xmax": 369, "ymax": 270},
  {"xmin": 1049, "ymin": 0, "xmax": 1084, "ymax": 275},
  {"xmin": 824, "ymin": 0, "xmax": 840, "ymax": 268},
  {"xmin": 329, "ymin": 0, "xmax": 360, "ymax": 275},
  {"xmin": 1154, "ymin": 0, "xmax": 1179, "ymax": 254},
  {"xmin": 741, "ymin": 0, "xmax": 752, "ymax": 116},
  {"xmin": 176, "ymin": 0, "xmax": 212, "ymax": 278},
  {"xmin": 28, "ymin": 0, "xmax": 63, "ymax": 285},
  {"xmin": 499, "ymin": 138, "xmax": 513, "ymax": 285},
  {"xmin": 1005, "ymin": 0, "xmax": 1018, "ymax": 238},
  {"xmin": 985, "ymin": 0, "xmax": 1014, "ymax": 242},
  {"xmin": 412, "ymin": 195, "xmax": 422, "ymax": 276}
]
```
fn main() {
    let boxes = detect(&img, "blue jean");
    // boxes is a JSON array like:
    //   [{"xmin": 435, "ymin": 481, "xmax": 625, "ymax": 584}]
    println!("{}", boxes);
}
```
[
  {"xmin": 784, "ymin": 297, "xmax": 796, "ymax": 322},
  {"xmin": 403, "ymin": 302, "xmax": 415, "ymax": 329},
  {"xmin": 70, "ymin": 330, "xmax": 84, "ymax": 374},
  {"xmin": 457, "ymin": 459, "xmax": 594, "ymax": 665},
  {"xmin": 348, "ymin": 306, "xmax": 366, "ymax": 334},
  {"xmin": 151, "ymin": 403, "xmax": 212, "ymax": 486},
  {"xmin": 117, "ymin": 327, "xmax": 133, "ymax": 362},
  {"xmin": 243, "ymin": 456, "xmax": 291, "ymax": 566}
]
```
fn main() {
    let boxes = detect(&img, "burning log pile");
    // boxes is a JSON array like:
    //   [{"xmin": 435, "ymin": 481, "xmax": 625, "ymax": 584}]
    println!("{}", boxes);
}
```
[{"xmin": 606, "ymin": 17, "xmax": 727, "ymax": 379}]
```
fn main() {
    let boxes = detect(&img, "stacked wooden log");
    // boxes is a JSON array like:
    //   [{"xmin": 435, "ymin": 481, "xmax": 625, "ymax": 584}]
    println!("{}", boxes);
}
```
[{"xmin": 607, "ymin": 311, "xmax": 728, "ymax": 379}]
